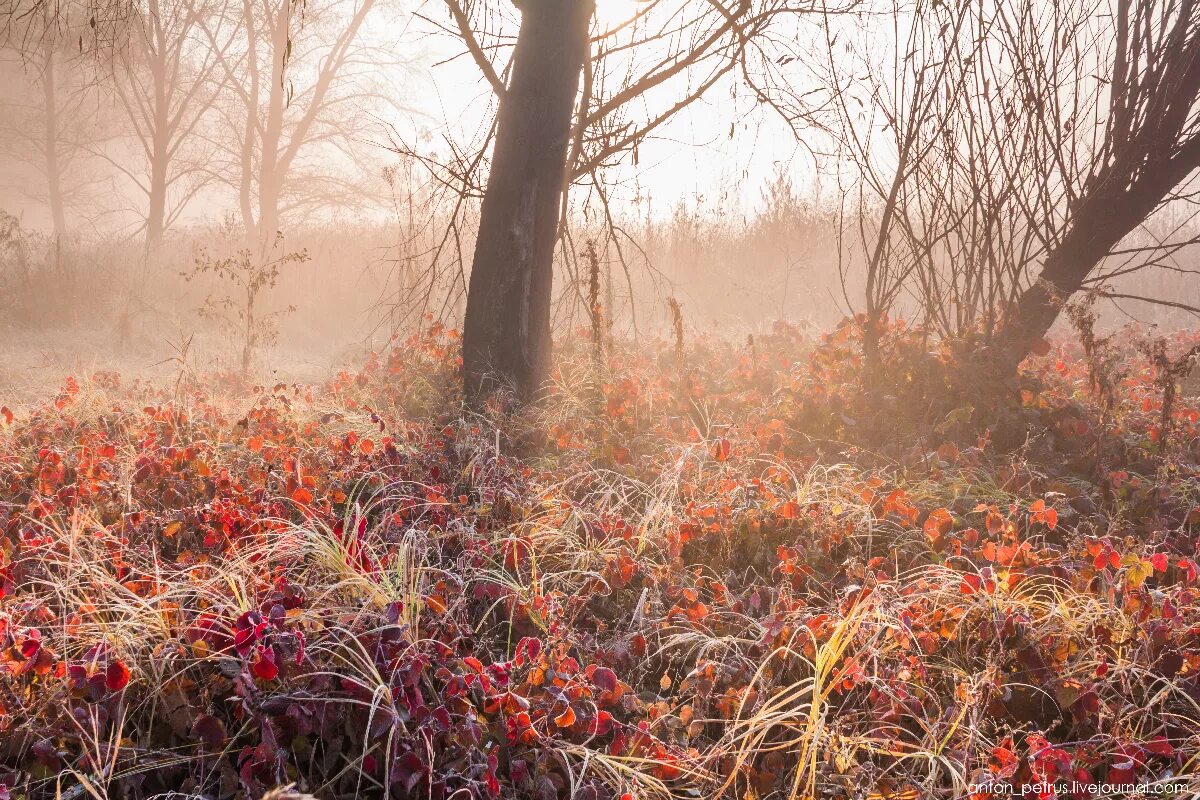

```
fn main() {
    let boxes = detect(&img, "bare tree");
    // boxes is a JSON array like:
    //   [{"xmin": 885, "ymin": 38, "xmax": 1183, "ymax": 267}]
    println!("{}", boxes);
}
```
[
  {"xmin": 440, "ymin": 0, "xmax": 835, "ymax": 404},
  {"xmin": 457, "ymin": 0, "xmax": 591, "ymax": 405},
  {"xmin": 820, "ymin": 0, "xmax": 977, "ymax": 376},
  {"xmin": 0, "ymin": 42, "xmax": 94, "ymax": 241},
  {"xmin": 202, "ymin": 0, "xmax": 393, "ymax": 255},
  {"xmin": 100, "ymin": 0, "xmax": 230, "ymax": 255},
  {"xmin": 822, "ymin": 0, "xmax": 1200, "ymax": 384},
  {"xmin": 0, "ymin": 1, "xmax": 115, "ymax": 242},
  {"xmin": 997, "ymin": 0, "xmax": 1200, "ymax": 369}
]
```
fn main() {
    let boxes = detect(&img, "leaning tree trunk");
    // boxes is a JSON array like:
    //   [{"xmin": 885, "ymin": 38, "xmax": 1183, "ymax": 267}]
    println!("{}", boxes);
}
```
[
  {"xmin": 461, "ymin": 0, "xmax": 593, "ymax": 406},
  {"xmin": 997, "ymin": 135, "xmax": 1200, "ymax": 375},
  {"xmin": 996, "ymin": 1, "xmax": 1200, "ymax": 374}
]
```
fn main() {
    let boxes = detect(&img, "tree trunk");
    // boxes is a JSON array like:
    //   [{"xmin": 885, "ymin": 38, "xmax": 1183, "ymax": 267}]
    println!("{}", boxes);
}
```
[
  {"xmin": 42, "ymin": 47, "xmax": 68, "ymax": 244},
  {"xmin": 461, "ymin": 0, "xmax": 593, "ymax": 406},
  {"xmin": 997, "ymin": 136, "xmax": 1200, "ymax": 373},
  {"xmin": 254, "ymin": 0, "xmax": 291, "ymax": 256},
  {"xmin": 145, "ymin": 141, "xmax": 168, "ymax": 257},
  {"xmin": 235, "ymin": 0, "xmax": 261, "ymax": 246},
  {"xmin": 257, "ymin": 175, "xmax": 281, "ymax": 253},
  {"xmin": 996, "ymin": 2, "xmax": 1200, "ymax": 375}
]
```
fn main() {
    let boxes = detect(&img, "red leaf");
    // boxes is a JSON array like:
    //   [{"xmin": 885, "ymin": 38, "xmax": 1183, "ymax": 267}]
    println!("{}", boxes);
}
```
[
  {"xmin": 191, "ymin": 714, "xmax": 227, "ymax": 750},
  {"xmin": 1143, "ymin": 736, "xmax": 1174, "ymax": 757},
  {"xmin": 514, "ymin": 637, "xmax": 542, "ymax": 667},
  {"xmin": 0, "ymin": 406, "xmax": 12, "ymax": 425},
  {"xmin": 251, "ymin": 647, "xmax": 278, "ymax": 681},
  {"xmin": 923, "ymin": 507, "xmax": 954, "ymax": 549},
  {"xmin": 105, "ymin": 659, "xmax": 131, "ymax": 692},
  {"xmin": 394, "ymin": 751, "xmax": 427, "ymax": 794},
  {"xmin": 592, "ymin": 666, "xmax": 618, "ymax": 692},
  {"xmin": 589, "ymin": 710, "xmax": 614, "ymax": 735}
]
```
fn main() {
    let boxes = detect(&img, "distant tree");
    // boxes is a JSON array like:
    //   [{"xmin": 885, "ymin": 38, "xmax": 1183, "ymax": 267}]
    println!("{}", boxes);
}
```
[
  {"xmin": 98, "ymin": 0, "xmax": 231, "ymax": 256},
  {"xmin": 202, "ymin": 0, "xmax": 395, "ymax": 255},
  {"xmin": 1, "ymin": 44, "xmax": 86, "ymax": 242},
  {"xmin": 0, "ymin": 2, "xmax": 112, "ymax": 243},
  {"xmin": 38, "ymin": 42, "xmax": 70, "ymax": 241}
]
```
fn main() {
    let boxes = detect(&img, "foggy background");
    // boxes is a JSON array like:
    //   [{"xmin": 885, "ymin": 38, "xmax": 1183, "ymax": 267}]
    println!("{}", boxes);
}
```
[{"xmin": 1, "ymin": 0, "xmax": 1197, "ymax": 400}]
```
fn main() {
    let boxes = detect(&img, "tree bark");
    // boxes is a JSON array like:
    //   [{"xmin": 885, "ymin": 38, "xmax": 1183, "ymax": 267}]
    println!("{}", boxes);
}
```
[
  {"xmin": 144, "ymin": 8, "xmax": 171, "ymax": 258},
  {"xmin": 461, "ymin": 0, "xmax": 593, "ymax": 406},
  {"xmin": 145, "ymin": 130, "xmax": 169, "ymax": 257}
]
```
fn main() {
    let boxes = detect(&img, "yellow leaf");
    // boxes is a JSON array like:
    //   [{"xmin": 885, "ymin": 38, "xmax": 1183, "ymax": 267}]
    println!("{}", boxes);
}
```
[{"xmin": 1126, "ymin": 559, "xmax": 1154, "ymax": 589}]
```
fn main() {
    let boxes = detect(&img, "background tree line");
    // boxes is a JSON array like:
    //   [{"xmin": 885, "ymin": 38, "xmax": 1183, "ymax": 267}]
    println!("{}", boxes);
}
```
[{"xmin": 1, "ymin": 0, "xmax": 1199, "ymax": 409}]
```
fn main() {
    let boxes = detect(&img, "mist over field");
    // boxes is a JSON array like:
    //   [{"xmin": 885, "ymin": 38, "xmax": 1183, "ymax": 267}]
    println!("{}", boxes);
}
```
[{"xmin": 1, "ymin": 0, "xmax": 1197, "ymax": 394}]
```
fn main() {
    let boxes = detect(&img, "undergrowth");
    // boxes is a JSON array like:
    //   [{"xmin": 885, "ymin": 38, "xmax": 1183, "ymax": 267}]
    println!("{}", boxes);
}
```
[{"xmin": 1, "ymin": 318, "xmax": 1200, "ymax": 799}]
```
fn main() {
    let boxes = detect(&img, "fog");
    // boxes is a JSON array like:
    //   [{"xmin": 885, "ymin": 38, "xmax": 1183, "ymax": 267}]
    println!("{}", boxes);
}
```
[{"xmin": 1, "ymin": 0, "xmax": 1198, "ymax": 401}]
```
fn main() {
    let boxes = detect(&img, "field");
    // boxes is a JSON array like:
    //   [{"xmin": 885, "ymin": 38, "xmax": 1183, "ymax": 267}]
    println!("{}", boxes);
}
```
[{"xmin": 1, "ymin": 319, "xmax": 1200, "ymax": 800}]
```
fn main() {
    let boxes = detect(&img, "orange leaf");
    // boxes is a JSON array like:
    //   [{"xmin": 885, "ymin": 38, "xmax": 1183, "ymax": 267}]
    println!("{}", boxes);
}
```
[
  {"xmin": 923, "ymin": 508, "xmax": 953, "ymax": 541},
  {"xmin": 554, "ymin": 706, "xmax": 577, "ymax": 727}
]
